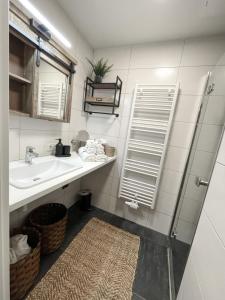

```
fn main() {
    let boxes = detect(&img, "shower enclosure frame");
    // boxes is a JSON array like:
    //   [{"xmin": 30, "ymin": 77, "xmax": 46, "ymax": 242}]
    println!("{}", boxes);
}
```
[{"xmin": 167, "ymin": 71, "xmax": 225, "ymax": 299}]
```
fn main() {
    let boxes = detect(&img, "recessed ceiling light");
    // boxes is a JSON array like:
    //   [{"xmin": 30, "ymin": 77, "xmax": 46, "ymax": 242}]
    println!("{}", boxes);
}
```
[{"xmin": 18, "ymin": 0, "xmax": 72, "ymax": 48}]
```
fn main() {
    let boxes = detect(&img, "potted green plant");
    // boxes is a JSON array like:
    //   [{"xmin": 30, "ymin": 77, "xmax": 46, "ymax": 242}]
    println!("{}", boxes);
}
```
[{"xmin": 87, "ymin": 58, "xmax": 113, "ymax": 83}]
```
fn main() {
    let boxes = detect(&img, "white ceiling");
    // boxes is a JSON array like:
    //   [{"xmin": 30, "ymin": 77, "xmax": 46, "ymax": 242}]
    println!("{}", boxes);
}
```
[{"xmin": 57, "ymin": 0, "xmax": 225, "ymax": 49}]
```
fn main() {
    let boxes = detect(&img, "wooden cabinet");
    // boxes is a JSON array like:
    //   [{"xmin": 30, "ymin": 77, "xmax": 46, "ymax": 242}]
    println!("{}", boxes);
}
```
[
  {"xmin": 9, "ymin": 32, "xmax": 35, "ymax": 116},
  {"xmin": 9, "ymin": 2, "xmax": 77, "ymax": 122}
]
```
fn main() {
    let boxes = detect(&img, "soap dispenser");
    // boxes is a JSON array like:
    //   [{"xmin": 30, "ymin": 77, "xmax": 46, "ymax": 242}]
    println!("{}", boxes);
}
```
[{"xmin": 55, "ymin": 138, "xmax": 63, "ymax": 156}]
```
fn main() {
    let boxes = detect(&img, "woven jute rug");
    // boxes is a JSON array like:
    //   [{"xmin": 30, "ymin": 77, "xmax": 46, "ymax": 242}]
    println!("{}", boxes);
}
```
[{"xmin": 26, "ymin": 217, "xmax": 140, "ymax": 300}]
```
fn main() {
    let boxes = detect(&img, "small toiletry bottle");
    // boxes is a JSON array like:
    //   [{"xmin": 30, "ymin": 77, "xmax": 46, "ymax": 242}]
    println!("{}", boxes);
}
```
[{"xmin": 55, "ymin": 139, "xmax": 63, "ymax": 156}]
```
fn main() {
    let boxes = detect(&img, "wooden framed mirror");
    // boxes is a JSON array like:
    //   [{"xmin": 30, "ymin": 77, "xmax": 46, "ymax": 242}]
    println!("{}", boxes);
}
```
[
  {"xmin": 34, "ymin": 53, "xmax": 72, "ymax": 122},
  {"xmin": 9, "ymin": 2, "xmax": 76, "ymax": 123}
]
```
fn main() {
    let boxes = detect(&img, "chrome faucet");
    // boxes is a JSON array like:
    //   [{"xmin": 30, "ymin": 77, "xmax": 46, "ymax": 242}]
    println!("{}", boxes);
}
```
[{"xmin": 25, "ymin": 146, "xmax": 39, "ymax": 164}]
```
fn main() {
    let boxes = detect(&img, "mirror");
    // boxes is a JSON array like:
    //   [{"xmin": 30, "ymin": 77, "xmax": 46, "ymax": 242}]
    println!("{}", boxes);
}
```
[{"xmin": 37, "ymin": 55, "xmax": 70, "ymax": 122}]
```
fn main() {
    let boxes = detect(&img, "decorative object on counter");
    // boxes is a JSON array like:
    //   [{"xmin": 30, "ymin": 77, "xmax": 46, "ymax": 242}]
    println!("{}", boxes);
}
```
[
  {"xmin": 10, "ymin": 227, "xmax": 40, "ymax": 300},
  {"xmin": 63, "ymin": 145, "xmax": 71, "ymax": 156},
  {"xmin": 84, "ymin": 76, "xmax": 122, "ymax": 117},
  {"xmin": 28, "ymin": 203, "xmax": 68, "ymax": 255},
  {"xmin": 71, "ymin": 139, "xmax": 81, "ymax": 152},
  {"xmin": 55, "ymin": 138, "xmax": 64, "ymax": 156},
  {"xmin": 55, "ymin": 139, "xmax": 71, "ymax": 157},
  {"xmin": 78, "ymin": 190, "xmax": 92, "ymax": 211},
  {"xmin": 71, "ymin": 130, "xmax": 90, "ymax": 152},
  {"xmin": 78, "ymin": 147, "xmax": 96, "ymax": 162},
  {"xmin": 78, "ymin": 139, "xmax": 108, "ymax": 162},
  {"xmin": 104, "ymin": 145, "xmax": 116, "ymax": 157},
  {"xmin": 87, "ymin": 58, "xmax": 113, "ymax": 83}
]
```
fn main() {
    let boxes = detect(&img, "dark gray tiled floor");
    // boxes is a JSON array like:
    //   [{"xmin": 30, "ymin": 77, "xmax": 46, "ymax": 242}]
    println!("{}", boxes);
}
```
[
  {"xmin": 171, "ymin": 238, "xmax": 190, "ymax": 295},
  {"xmin": 29, "ymin": 203, "xmax": 171, "ymax": 300}
]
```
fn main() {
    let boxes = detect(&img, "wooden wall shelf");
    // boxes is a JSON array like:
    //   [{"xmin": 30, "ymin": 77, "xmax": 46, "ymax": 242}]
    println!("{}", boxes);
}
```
[
  {"xmin": 84, "ymin": 76, "xmax": 123, "ymax": 117},
  {"xmin": 10, "ymin": 110, "xmax": 30, "ymax": 117},
  {"xmin": 9, "ymin": 72, "xmax": 32, "ymax": 84},
  {"xmin": 9, "ymin": 32, "xmax": 34, "ymax": 116}
]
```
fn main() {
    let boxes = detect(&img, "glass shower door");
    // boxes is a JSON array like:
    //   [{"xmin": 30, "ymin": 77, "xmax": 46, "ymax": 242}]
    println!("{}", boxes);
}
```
[{"xmin": 170, "ymin": 65, "xmax": 225, "ymax": 296}]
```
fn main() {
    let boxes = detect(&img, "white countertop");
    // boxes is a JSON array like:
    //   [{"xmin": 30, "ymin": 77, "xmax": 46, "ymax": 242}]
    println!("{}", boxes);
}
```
[{"xmin": 9, "ymin": 154, "xmax": 116, "ymax": 212}]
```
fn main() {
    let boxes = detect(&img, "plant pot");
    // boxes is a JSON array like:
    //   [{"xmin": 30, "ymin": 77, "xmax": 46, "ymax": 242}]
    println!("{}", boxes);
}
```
[{"xmin": 94, "ymin": 75, "xmax": 103, "ymax": 83}]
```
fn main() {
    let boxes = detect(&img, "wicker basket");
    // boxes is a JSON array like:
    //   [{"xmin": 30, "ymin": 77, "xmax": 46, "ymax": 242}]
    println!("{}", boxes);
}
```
[
  {"xmin": 104, "ymin": 145, "xmax": 116, "ymax": 157},
  {"xmin": 28, "ymin": 203, "xmax": 68, "ymax": 255},
  {"xmin": 10, "ymin": 227, "xmax": 40, "ymax": 300}
]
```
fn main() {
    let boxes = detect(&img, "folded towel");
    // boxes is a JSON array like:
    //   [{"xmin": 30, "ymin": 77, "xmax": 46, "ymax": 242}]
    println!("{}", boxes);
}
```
[
  {"xmin": 86, "ymin": 147, "xmax": 96, "ymax": 155},
  {"xmin": 96, "ymin": 154, "xmax": 108, "ymax": 162},
  {"xmin": 96, "ymin": 149, "xmax": 104, "ymax": 155},
  {"xmin": 79, "ymin": 151, "xmax": 96, "ymax": 162},
  {"xmin": 10, "ymin": 234, "xmax": 31, "ymax": 263},
  {"xmin": 96, "ymin": 144, "xmax": 105, "ymax": 155},
  {"xmin": 96, "ymin": 144, "xmax": 104, "ymax": 150},
  {"xmin": 78, "ymin": 147, "xmax": 87, "ymax": 155},
  {"xmin": 86, "ymin": 139, "xmax": 96, "ymax": 147}
]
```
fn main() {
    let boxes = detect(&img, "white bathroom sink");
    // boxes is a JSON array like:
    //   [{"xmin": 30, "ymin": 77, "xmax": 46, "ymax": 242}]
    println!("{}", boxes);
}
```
[{"xmin": 10, "ymin": 155, "xmax": 83, "ymax": 189}]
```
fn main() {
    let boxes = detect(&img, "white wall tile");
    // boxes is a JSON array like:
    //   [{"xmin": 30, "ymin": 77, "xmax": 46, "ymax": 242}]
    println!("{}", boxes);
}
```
[
  {"xmin": 19, "ymin": 130, "xmax": 69, "ymax": 158},
  {"xmin": 164, "ymin": 146, "xmax": 188, "ymax": 172},
  {"xmin": 175, "ymin": 95, "xmax": 201, "ymax": 123},
  {"xmin": 211, "ymin": 66, "xmax": 225, "ymax": 96},
  {"xmin": 87, "ymin": 114, "xmax": 120, "ymax": 137},
  {"xmin": 74, "ymin": 61, "xmax": 90, "ymax": 88},
  {"xmin": 118, "ymin": 116, "xmax": 130, "ymax": 139},
  {"xmin": 70, "ymin": 109, "xmax": 87, "ymax": 133},
  {"xmin": 179, "ymin": 129, "xmax": 225, "ymax": 299},
  {"xmin": 176, "ymin": 219, "xmax": 196, "ymax": 244},
  {"xmin": 203, "ymin": 95, "xmax": 225, "ymax": 125},
  {"xmin": 217, "ymin": 129, "xmax": 225, "ymax": 165},
  {"xmin": 196, "ymin": 124, "xmax": 223, "ymax": 153},
  {"xmin": 155, "ymin": 191, "xmax": 177, "ymax": 216},
  {"xmin": 9, "ymin": 114, "xmax": 20, "ymax": 129},
  {"xmin": 191, "ymin": 212, "xmax": 225, "ymax": 300},
  {"xmin": 177, "ymin": 255, "xmax": 204, "ymax": 300},
  {"xmin": 204, "ymin": 162, "xmax": 225, "ymax": 245},
  {"xmin": 190, "ymin": 150, "xmax": 215, "ymax": 178},
  {"xmin": 169, "ymin": 122, "xmax": 195, "ymax": 148},
  {"xmin": 72, "ymin": 85, "xmax": 85, "ymax": 110},
  {"xmin": 181, "ymin": 36, "xmax": 225, "ymax": 67},
  {"xmin": 91, "ymin": 192, "xmax": 111, "ymax": 212},
  {"xmin": 9, "ymin": 129, "xmax": 20, "ymax": 161},
  {"xmin": 126, "ymin": 67, "xmax": 178, "ymax": 94},
  {"xmin": 179, "ymin": 197, "xmax": 202, "ymax": 224},
  {"xmin": 120, "ymin": 93, "xmax": 133, "ymax": 117},
  {"xmin": 159, "ymin": 169, "xmax": 182, "ymax": 195},
  {"xmin": 184, "ymin": 174, "xmax": 207, "ymax": 202},
  {"xmin": 130, "ymin": 40, "xmax": 183, "ymax": 68},
  {"xmin": 147, "ymin": 211, "xmax": 172, "ymax": 235},
  {"xmin": 94, "ymin": 47, "xmax": 131, "ymax": 70},
  {"xmin": 178, "ymin": 66, "xmax": 212, "ymax": 95},
  {"xmin": 20, "ymin": 116, "xmax": 70, "ymax": 132}
]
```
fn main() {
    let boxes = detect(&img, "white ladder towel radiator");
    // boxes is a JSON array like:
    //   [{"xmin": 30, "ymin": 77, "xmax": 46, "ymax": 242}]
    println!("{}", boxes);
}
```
[{"xmin": 118, "ymin": 84, "xmax": 179, "ymax": 209}]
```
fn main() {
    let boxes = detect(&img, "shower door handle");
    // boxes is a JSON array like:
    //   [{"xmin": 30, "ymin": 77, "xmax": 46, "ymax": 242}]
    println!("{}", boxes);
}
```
[{"xmin": 196, "ymin": 177, "xmax": 209, "ymax": 187}]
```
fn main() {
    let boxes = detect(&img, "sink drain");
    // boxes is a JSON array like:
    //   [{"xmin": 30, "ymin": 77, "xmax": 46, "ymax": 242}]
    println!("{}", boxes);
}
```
[{"xmin": 33, "ymin": 177, "xmax": 41, "ymax": 181}]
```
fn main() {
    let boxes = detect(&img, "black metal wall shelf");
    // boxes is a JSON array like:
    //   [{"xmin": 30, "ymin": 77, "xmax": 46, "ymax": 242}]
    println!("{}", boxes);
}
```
[{"xmin": 84, "ymin": 76, "xmax": 122, "ymax": 117}]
